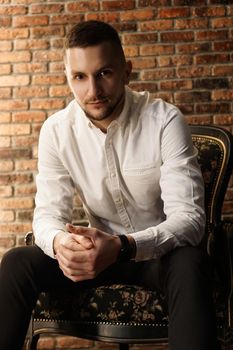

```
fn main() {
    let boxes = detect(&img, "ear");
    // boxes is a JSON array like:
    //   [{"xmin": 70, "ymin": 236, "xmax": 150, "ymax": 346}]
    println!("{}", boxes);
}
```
[{"xmin": 124, "ymin": 60, "xmax": 132, "ymax": 85}]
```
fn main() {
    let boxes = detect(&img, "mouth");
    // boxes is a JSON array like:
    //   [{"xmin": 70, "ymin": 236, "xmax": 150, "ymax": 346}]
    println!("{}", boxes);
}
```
[{"xmin": 87, "ymin": 98, "xmax": 109, "ymax": 106}]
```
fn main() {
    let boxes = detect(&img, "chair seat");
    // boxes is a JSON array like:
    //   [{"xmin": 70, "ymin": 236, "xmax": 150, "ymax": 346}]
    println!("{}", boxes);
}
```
[{"xmin": 34, "ymin": 284, "xmax": 168, "ymax": 324}]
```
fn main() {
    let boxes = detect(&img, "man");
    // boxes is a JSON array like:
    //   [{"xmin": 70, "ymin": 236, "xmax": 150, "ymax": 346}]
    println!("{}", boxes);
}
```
[{"xmin": 0, "ymin": 21, "xmax": 218, "ymax": 349}]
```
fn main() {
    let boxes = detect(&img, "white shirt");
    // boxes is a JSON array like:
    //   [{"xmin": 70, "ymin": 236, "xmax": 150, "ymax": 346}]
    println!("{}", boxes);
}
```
[{"xmin": 33, "ymin": 87, "xmax": 205, "ymax": 261}]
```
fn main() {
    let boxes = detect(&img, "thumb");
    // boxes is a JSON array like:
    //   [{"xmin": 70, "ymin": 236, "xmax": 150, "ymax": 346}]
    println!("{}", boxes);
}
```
[{"xmin": 66, "ymin": 223, "xmax": 94, "ymax": 249}]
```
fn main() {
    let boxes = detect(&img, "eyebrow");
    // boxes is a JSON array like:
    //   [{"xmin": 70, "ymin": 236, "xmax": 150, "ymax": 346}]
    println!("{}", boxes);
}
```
[{"xmin": 70, "ymin": 64, "xmax": 115, "ymax": 76}]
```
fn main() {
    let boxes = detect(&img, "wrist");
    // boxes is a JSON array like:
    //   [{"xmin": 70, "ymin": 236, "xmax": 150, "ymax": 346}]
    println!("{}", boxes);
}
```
[
  {"xmin": 53, "ymin": 231, "xmax": 67, "ymax": 255},
  {"xmin": 116, "ymin": 234, "xmax": 136, "ymax": 262}
]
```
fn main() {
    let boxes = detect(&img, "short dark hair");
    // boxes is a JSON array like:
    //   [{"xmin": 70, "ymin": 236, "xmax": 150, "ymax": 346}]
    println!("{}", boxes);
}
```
[{"xmin": 65, "ymin": 20, "xmax": 123, "ymax": 50}]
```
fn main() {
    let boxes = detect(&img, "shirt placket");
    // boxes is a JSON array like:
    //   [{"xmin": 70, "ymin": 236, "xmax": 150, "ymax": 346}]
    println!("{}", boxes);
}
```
[{"xmin": 105, "ymin": 127, "xmax": 134, "ymax": 233}]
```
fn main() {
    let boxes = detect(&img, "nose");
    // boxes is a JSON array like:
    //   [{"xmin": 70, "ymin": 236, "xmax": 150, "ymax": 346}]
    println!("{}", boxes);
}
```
[{"xmin": 88, "ymin": 76, "xmax": 101, "ymax": 98}]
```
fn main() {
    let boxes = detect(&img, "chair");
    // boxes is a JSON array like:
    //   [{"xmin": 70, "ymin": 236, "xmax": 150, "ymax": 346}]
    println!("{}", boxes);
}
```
[{"xmin": 25, "ymin": 125, "xmax": 233, "ymax": 350}]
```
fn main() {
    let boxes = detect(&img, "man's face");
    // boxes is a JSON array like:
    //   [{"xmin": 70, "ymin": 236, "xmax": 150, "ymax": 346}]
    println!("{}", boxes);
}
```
[{"xmin": 65, "ymin": 42, "xmax": 132, "ymax": 124}]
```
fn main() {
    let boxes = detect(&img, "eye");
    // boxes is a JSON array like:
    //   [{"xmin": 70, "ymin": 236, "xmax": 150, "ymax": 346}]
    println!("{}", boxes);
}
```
[
  {"xmin": 99, "ymin": 69, "xmax": 113, "ymax": 78},
  {"xmin": 73, "ymin": 73, "xmax": 85, "ymax": 81}
]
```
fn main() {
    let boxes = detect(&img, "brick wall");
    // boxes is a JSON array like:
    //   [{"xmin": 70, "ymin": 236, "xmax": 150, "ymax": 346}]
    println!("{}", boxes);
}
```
[{"xmin": 1, "ymin": 1, "xmax": 233, "ymax": 348}]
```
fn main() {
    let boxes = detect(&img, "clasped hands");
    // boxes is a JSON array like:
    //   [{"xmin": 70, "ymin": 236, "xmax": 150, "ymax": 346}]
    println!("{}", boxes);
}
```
[{"xmin": 53, "ymin": 223, "xmax": 122, "ymax": 282}]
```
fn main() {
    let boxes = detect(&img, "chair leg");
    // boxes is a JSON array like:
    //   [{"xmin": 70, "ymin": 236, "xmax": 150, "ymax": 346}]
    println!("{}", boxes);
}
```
[
  {"xmin": 25, "ymin": 334, "xmax": 40, "ymax": 350},
  {"xmin": 119, "ymin": 343, "xmax": 129, "ymax": 350}
]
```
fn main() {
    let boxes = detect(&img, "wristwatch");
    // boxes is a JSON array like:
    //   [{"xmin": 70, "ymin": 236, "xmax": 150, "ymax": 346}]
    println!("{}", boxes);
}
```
[{"xmin": 117, "ymin": 234, "xmax": 136, "ymax": 262}]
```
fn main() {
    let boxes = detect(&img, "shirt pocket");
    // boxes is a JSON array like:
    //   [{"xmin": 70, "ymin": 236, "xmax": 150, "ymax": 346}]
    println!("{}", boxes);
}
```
[{"xmin": 122, "ymin": 165, "xmax": 160, "ymax": 207}]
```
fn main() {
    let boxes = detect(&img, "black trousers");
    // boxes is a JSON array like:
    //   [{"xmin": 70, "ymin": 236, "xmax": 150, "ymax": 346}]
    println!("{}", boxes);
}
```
[{"xmin": 0, "ymin": 245, "xmax": 219, "ymax": 350}]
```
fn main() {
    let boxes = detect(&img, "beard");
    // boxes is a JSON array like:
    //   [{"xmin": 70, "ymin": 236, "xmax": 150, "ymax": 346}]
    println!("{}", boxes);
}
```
[{"xmin": 83, "ymin": 92, "xmax": 125, "ymax": 122}]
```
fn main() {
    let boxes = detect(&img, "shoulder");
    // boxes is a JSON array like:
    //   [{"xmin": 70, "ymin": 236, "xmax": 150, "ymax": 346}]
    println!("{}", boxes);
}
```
[{"xmin": 129, "ymin": 88, "xmax": 183, "ymax": 126}]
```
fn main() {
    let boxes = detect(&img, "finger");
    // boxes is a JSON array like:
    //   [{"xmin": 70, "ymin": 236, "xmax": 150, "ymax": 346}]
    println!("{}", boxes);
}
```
[{"xmin": 66, "ymin": 224, "xmax": 94, "ymax": 249}]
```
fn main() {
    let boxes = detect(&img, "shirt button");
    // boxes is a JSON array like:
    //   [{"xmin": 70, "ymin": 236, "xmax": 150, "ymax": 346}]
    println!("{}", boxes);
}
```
[{"xmin": 110, "ymin": 173, "xmax": 116, "ymax": 177}]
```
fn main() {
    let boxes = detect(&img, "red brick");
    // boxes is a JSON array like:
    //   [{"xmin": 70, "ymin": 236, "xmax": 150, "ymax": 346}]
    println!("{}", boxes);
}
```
[
  {"xmin": 129, "ymin": 82, "xmax": 158, "ymax": 92},
  {"xmin": 0, "ymin": 88, "xmax": 11, "ymax": 98},
  {"xmin": 0, "ymin": 211, "xmax": 14, "ymax": 222},
  {"xmin": 30, "ymin": 99, "xmax": 65, "ymax": 110},
  {"xmin": 51, "ymin": 39, "xmax": 64, "ymax": 49},
  {"xmin": 196, "ymin": 30, "xmax": 228, "ymax": 41},
  {"xmin": 0, "ymin": 99, "xmax": 28, "ymax": 111},
  {"xmin": 213, "ymin": 66, "xmax": 233, "ymax": 77},
  {"xmin": 177, "ymin": 66, "xmax": 211, "ymax": 78},
  {"xmin": 13, "ymin": 15, "xmax": 49, "ymax": 27},
  {"xmin": 174, "ymin": 0, "xmax": 205, "ymax": 5},
  {"xmin": 0, "ymin": 173, "xmax": 33, "ymax": 186},
  {"xmin": 211, "ymin": 17, "xmax": 233, "ymax": 28},
  {"xmin": 15, "ymin": 159, "xmax": 37, "ymax": 171},
  {"xmin": 139, "ymin": 19, "xmax": 173, "ymax": 31},
  {"xmin": 193, "ymin": 6, "xmax": 226, "ymax": 17},
  {"xmin": 0, "ymin": 137, "xmax": 10, "ymax": 148},
  {"xmin": 175, "ymin": 18, "xmax": 208, "ymax": 29},
  {"xmin": 158, "ymin": 7, "xmax": 190, "ymax": 18},
  {"xmin": 0, "ymin": 198, "xmax": 34, "ymax": 209},
  {"xmin": 15, "ymin": 86, "xmax": 48, "ymax": 98},
  {"xmin": 50, "ymin": 14, "xmax": 83, "ymax": 25},
  {"xmin": 33, "ymin": 51, "xmax": 63, "ymax": 62},
  {"xmin": 67, "ymin": 1, "xmax": 99, "ymax": 12},
  {"xmin": 161, "ymin": 31, "xmax": 194, "ymax": 42},
  {"xmin": 0, "ymin": 124, "xmax": 30, "ymax": 136},
  {"xmin": 0, "ymin": 75, "xmax": 29, "ymax": 87},
  {"xmin": 185, "ymin": 115, "xmax": 212, "ymax": 125},
  {"xmin": 213, "ymin": 115, "xmax": 233, "ymax": 125},
  {"xmin": 13, "ymin": 111, "xmax": 46, "ymax": 122},
  {"xmin": 15, "ymin": 39, "xmax": 50, "ymax": 50},
  {"xmin": 0, "ymin": 5, "xmax": 26, "ymax": 15},
  {"xmin": 30, "ymin": 3, "xmax": 64, "ymax": 14},
  {"xmin": 31, "ymin": 26, "xmax": 65, "ymax": 38},
  {"xmin": 12, "ymin": 136, "xmax": 38, "ymax": 148},
  {"xmin": 49, "ymin": 86, "xmax": 70, "ymax": 97},
  {"xmin": 0, "ymin": 41, "xmax": 12, "ymax": 51},
  {"xmin": 212, "ymin": 90, "xmax": 233, "ymax": 101},
  {"xmin": 160, "ymin": 80, "xmax": 192, "ymax": 90},
  {"xmin": 49, "ymin": 62, "xmax": 64, "ymax": 73},
  {"xmin": 15, "ymin": 185, "xmax": 36, "ymax": 196},
  {"xmin": 196, "ymin": 103, "xmax": 230, "ymax": 114},
  {"xmin": 174, "ymin": 91, "xmax": 210, "ymax": 103},
  {"xmin": 142, "ymin": 69, "xmax": 175, "ymax": 81},
  {"xmin": 32, "ymin": 74, "xmax": 65, "ymax": 85},
  {"xmin": 124, "ymin": 46, "xmax": 139, "ymax": 57},
  {"xmin": 0, "ymin": 235, "xmax": 15, "ymax": 248},
  {"xmin": 56, "ymin": 336, "xmax": 93, "ymax": 348},
  {"xmin": 140, "ymin": 44, "xmax": 174, "ymax": 56},
  {"xmin": 85, "ymin": 12, "xmax": 119, "ymax": 22},
  {"xmin": 138, "ymin": 0, "xmax": 170, "ymax": 5},
  {"xmin": 0, "ymin": 64, "xmax": 11, "ymax": 75},
  {"xmin": 14, "ymin": 63, "xmax": 47, "ymax": 74},
  {"xmin": 123, "ymin": 32, "xmax": 158, "ymax": 45},
  {"xmin": 17, "ymin": 210, "xmax": 33, "ymax": 222},
  {"xmin": 0, "ymin": 161, "xmax": 14, "ymax": 172},
  {"xmin": 120, "ymin": 9, "xmax": 155, "ymax": 21},
  {"xmin": 102, "ymin": 0, "xmax": 134, "ymax": 10},
  {"xmin": 195, "ymin": 53, "xmax": 230, "ymax": 65},
  {"xmin": 0, "ymin": 112, "xmax": 11, "ymax": 123},
  {"xmin": 214, "ymin": 41, "xmax": 233, "ymax": 51},
  {"xmin": 0, "ymin": 28, "xmax": 29, "ymax": 39},
  {"xmin": 0, "ymin": 186, "xmax": 13, "ymax": 197},
  {"xmin": 153, "ymin": 91, "xmax": 173, "ymax": 103},
  {"xmin": 0, "ymin": 223, "xmax": 32, "ymax": 234},
  {"xmin": 131, "ymin": 57, "xmax": 156, "ymax": 70},
  {"xmin": 0, "ymin": 17, "xmax": 11, "ymax": 26},
  {"xmin": 177, "ymin": 42, "xmax": 210, "ymax": 53},
  {"xmin": 0, "ymin": 51, "xmax": 31, "ymax": 63}
]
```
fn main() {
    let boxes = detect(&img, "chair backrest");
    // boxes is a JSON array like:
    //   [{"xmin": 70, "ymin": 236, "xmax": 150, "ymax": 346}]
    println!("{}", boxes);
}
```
[{"xmin": 190, "ymin": 125, "xmax": 233, "ymax": 247}]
